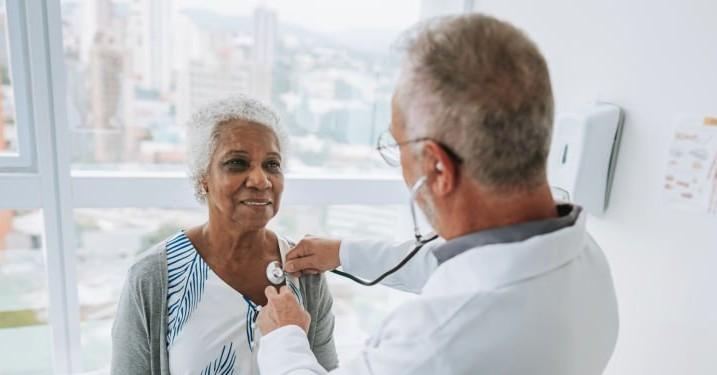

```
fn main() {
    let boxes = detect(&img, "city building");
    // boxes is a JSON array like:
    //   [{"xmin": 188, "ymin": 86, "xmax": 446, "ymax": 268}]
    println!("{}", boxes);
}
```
[{"xmin": 250, "ymin": 6, "xmax": 277, "ymax": 103}]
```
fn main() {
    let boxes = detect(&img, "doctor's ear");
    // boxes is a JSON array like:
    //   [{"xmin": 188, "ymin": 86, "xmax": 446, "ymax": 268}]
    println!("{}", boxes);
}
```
[{"xmin": 421, "ymin": 142, "xmax": 457, "ymax": 196}]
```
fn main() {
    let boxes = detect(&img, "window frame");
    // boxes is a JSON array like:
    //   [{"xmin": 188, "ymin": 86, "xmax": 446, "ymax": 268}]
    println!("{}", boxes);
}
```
[
  {"xmin": 0, "ymin": 0, "xmax": 36, "ymax": 169},
  {"xmin": 71, "ymin": 171, "xmax": 408, "ymax": 208}
]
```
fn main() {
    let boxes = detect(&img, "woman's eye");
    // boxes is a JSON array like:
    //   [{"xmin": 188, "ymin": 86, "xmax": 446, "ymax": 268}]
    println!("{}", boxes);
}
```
[
  {"xmin": 265, "ymin": 160, "xmax": 282, "ymax": 172},
  {"xmin": 225, "ymin": 159, "xmax": 249, "ymax": 169}
]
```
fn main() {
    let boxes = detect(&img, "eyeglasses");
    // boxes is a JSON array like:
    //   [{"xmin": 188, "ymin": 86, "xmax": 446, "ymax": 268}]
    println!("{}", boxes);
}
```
[{"xmin": 376, "ymin": 129, "xmax": 463, "ymax": 167}]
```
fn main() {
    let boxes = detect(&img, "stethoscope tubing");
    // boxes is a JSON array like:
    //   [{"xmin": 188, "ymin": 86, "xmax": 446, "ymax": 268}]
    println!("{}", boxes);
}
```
[{"xmin": 330, "ymin": 234, "xmax": 439, "ymax": 286}]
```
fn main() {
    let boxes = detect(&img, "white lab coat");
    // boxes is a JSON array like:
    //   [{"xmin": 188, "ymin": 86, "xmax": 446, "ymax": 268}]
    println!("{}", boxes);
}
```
[{"xmin": 258, "ymin": 210, "xmax": 619, "ymax": 374}]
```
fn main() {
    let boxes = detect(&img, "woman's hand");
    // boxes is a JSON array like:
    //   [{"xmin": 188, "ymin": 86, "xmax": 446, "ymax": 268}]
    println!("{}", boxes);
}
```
[
  {"xmin": 257, "ymin": 286, "xmax": 311, "ymax": 336},
  {"xmin": 284, "ymin": 235, "xmax": 341, "ymax": 275}
]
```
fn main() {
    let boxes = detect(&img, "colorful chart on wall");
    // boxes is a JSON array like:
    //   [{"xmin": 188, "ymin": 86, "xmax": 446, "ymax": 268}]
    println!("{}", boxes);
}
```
[{"xmin": 663, "ymin": 116, "xmax": 717, "ymax": 215}]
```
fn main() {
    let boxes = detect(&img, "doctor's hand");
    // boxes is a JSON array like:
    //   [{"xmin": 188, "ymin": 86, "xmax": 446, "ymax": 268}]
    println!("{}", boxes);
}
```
[
  {"xmin": 285, "ymin": 235, "xmax": 341, "ymax": 276},
  {"xmin": 257, "ymin": 286, "xmax": 311, "ymax": 336}
]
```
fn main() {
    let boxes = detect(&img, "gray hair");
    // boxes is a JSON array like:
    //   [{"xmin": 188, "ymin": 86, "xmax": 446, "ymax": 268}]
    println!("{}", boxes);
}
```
[
  {"xmin": 185, "ymin": 94, "xmax": 287, "ymax": 203},
  {"xmin": 395, "ymin": 14, "xmax": 554, "ymax": 192}
]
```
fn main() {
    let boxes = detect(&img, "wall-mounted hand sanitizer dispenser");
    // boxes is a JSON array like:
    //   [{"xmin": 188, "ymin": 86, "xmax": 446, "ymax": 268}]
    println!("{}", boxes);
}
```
[{"xmin": 547, "ymin": 103, "xmax": 624, "ymax": 215}]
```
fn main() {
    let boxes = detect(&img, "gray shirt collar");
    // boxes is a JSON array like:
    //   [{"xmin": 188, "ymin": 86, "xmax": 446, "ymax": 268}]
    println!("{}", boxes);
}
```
[{"xmin": 433, "ymin": 204, "xmax": 582, "ymax": 265}]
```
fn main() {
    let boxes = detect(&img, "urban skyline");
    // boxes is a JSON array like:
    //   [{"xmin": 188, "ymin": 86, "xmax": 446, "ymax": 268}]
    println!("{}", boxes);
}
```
[{"xmin": 61, "ymin": 0, "xmax": 404, "ymax": 173}]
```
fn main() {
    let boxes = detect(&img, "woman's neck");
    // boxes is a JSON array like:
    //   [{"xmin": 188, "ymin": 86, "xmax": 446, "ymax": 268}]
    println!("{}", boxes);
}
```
[
  {"xmin": 184, "ymin": 220, "xmax": 281, "ymax": 305},
  {"xmin": 198, "ymin": 221, "xmax": 277, "ymax": 268}
]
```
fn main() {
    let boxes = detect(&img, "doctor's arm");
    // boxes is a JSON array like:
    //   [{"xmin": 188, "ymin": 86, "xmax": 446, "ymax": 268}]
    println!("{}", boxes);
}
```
[
  {"xmin": 285, "ymin": 236, "xmax": 441, "ymax": 294},
  {"xmin": 257, "ymin": 287, "xmax": 448, "ymax": 375}
]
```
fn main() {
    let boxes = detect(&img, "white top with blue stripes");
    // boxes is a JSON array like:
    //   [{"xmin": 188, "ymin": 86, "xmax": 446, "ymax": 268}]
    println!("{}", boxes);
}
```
[{"xmin": 164, "ymin": 231, "xmax": 303, "ymax": 375}]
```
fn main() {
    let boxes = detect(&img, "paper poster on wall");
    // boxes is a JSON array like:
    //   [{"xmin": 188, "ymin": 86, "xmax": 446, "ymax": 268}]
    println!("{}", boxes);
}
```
[{"xmin": 662, "ymin": 116, "xmax": 717, "ymax": 215}]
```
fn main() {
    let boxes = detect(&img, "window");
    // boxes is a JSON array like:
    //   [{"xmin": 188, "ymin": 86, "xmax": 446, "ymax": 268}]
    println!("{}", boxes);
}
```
[
  {"xmin": 0, "ymin": 209, "xmax": 53, "ymax": 375},
  {"xmin": 60, "ymin": 0, "xmax": 426, "ymax": 175}
]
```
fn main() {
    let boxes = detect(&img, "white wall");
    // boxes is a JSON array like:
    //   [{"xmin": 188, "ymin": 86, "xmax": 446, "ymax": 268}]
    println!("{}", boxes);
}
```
[{"xmin": 472, "ymin": 0, "xmax": 717, "ymax": 373}]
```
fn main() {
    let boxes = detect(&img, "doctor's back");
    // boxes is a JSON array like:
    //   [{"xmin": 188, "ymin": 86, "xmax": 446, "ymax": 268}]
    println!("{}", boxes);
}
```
[
  {"xmin": 356, "ymin": 14, "xmax": 619, "ymax": 373},
  {"xmin": 363, "ymin": 209, "xmax": 619, "ymax": 375}
]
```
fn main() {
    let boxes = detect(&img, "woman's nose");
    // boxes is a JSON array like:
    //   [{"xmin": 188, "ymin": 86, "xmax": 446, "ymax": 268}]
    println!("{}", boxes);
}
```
[{"xmin": 246, "ymin": 166, "xmax": 272, "ymax": 190}]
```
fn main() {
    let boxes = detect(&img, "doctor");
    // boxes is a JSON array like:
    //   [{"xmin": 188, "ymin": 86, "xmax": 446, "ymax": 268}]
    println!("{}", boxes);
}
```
[{"xmin": 256, "ymin": 13, "xmax": 619, "ymax": 375}]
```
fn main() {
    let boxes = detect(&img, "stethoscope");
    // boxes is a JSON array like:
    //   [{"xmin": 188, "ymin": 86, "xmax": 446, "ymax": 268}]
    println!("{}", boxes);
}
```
[{"xmin": 265, "ymin": 176, "xmax": 439, "ymax": 286}]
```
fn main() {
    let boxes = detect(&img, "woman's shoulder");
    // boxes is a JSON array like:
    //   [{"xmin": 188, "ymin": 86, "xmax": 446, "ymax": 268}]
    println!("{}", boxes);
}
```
[
  {"xmin": 297, "ymin": 272, "xmax": 332, "ymax": 311},
  {"xmin": 123, "ymin": 235, "xmax": 173, "ymax": 290}
]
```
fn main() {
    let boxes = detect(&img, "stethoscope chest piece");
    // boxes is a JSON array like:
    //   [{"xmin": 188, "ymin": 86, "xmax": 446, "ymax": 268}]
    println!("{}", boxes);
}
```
[{"xmin": 266, "ymin": 260, "xmax": 286, "ymax": 285}]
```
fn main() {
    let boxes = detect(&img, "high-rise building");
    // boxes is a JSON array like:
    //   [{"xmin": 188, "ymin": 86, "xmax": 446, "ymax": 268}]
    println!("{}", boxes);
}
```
[
  {"xmin": 80, "ymin": 0, "xmax": 113, "ymax": 63},
  {"xmin": 128, "ymin": 0, "xmax": 174, "ymax": 94},
  {"xmin": 176, "ymin": 19, "xmax": 252, "ymax": 124},
  {"xmin": 88, "ymin": 32, "xmax": 125, "ymax": 163},
  {"xmin": 177, "ymin": 55, "xmax": 251, "ymax": 124},
  {"xmin": 251, "ymin": 6, "xmax": 277, "ymax": 103}
]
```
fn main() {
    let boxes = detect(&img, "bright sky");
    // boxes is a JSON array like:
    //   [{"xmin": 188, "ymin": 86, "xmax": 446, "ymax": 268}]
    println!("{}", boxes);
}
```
[{"xmin": 178, "ymin": 0, "xmax": 422, "ymax": 33}]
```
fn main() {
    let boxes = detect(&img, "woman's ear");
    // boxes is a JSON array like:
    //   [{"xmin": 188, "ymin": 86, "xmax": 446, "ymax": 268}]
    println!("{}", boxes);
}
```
[{"xmin": 200, "ymin": 177, "xmax": 209, "ymax": 196}]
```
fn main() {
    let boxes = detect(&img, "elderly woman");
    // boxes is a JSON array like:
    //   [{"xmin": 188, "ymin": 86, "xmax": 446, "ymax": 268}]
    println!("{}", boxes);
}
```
[{"xmin": 111, "ymin": 95, "xmax": 338, "ymax": 374}]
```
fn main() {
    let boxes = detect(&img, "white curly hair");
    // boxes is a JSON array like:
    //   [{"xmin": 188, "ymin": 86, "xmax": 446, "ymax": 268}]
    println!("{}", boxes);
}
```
[{"xmin": 185, "ymin": 94, "xmax": 287, "ymax": 203}]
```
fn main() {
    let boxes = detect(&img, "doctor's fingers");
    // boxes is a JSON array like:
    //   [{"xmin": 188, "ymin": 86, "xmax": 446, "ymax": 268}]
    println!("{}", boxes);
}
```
[
  {"xmin": 286, "ymin": 237, "xmax": 318, "ymax": 260},
  {"xmin": 288, "ymin": 236, "xmax": 340, "ymax": 261},
  {"xmin": 278, "ymin": 285, "xmax": 291, "ymax": 296},
  {"xmin": 284, "ymin": 257, "xmax": 323, "ymax": 275},
  {"xmin": 264, "ymin": 285, "xmax": 279, "ymax": 300},
  {"xmin": 286, "ymin": 237, "xmax": 341, "ymax": 272},
  {"xmin": 267, "ymin": 287, "xmax": 301, "ymax": 309},
  {"xmin": 278, "ymin": 286, "xmax": 302, "ymax": 304},
  {"xmin": 265, "ymin": 286, "xmax": 292, "ymax": 303},
  {"xmin": 269, "ymin": 293, "xmax": 312, "ymax": 333},
  {"xmin": 256, "ymin": 304, "xmax": 279, "ymax": 334}
]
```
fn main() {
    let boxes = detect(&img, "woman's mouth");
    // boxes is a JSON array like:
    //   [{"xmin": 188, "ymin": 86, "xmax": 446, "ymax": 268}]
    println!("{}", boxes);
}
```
[{"xmin": 240, "ymin": 199, "xmax": 272, "ymax": 206}]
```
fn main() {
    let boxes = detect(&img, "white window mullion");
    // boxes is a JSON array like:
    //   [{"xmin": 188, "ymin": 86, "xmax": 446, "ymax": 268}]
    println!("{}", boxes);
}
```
[
  {"xmin": 0, "ymin": 173, "xmax": 42, "ymax": 208},
  {"xmin": 24, "ymin": 0, "xmax": 82, "ymax": 372},
  {"xmin": 0, "ymin": 0, "xmax": 36, "ymax": 169},
  {"xmin": 70, "ymin": 173, "xmax": 410, "ymax": 208},
  {"xmin": 282, "ymin": 175, "xmax": 409, "ymax": 206}
]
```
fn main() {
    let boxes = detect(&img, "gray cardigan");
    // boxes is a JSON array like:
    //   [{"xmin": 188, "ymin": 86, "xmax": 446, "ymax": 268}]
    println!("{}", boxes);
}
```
[{"xmin": 110, "ymin": 240, "xmax": 338, "ymax": 374}]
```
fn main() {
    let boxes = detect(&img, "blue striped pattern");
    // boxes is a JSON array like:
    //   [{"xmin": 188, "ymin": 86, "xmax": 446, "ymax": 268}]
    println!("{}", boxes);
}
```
[
  {"xmin": 241, "ymin": 283, "xmax": 303, "ymax": 352},
  {"xmin": 283, "ymin": 238, "xmax": 304, "ymax": 306},
  {"xmin": 288, "ymin": 281, "xmax": 303, "ymax": 306},
  {"xmin": 244, "ymin": 296, "xmax": 259, "ymax": 351},
  {"xmin": 200, "ymin": 343, "xmax": 237, "ymax": 375},
  {"xmin": 165, "ymin": 232, "xmax": 209, "ymax": 347}
]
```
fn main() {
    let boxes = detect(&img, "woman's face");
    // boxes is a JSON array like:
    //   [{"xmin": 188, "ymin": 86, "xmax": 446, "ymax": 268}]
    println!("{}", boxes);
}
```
[{"xmin": 203, "ymin": 120, "xmax": 284, "ymax": 230}]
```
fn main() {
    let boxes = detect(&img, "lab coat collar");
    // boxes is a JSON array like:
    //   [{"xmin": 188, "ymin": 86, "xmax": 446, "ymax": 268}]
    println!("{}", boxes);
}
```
[
  {"xmin": 426, "ymin": 204, "xmax": 588, "ymax": 292},
  {"xmin": 433, "ymin": 204, "xmax": 581, "ymax": 265}
]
